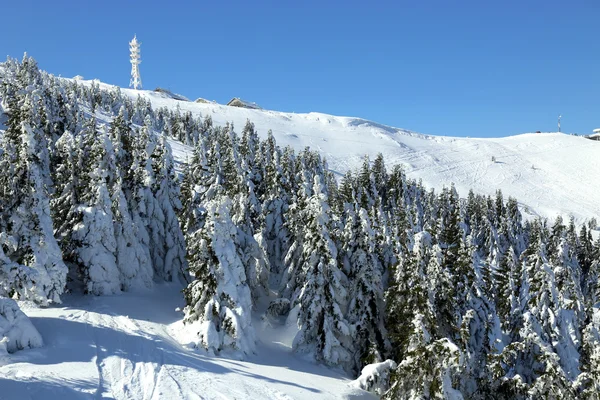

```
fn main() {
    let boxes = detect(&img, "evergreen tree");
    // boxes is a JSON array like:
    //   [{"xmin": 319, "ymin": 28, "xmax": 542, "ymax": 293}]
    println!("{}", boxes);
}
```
[
  {"xmin": 495, "ymin": 245, "xmax": 522, "ymax": 339},
  {"xmin": 385, "ymin": 231, "xmax": 433, "ymax": 362},
  {"xmin": 0, "ymin": 90, "xmax": 67, "ymax": 304},
  {"xmin": 488, "ymin": 313, "xmax": 576, "ymax": 400},
  {"xmin": 577, "ymin": 306, "xmax": 600, "ymax": 398},
  {"xmin": 122, "ymin": 123, "xmax": 153, "ymax": 283},
  {"xmin": 344, "ymin": 207, "xmax": 387, "ymax": 371},
  {"xmin": 292, "ymin": 175, "xmax": 352, "ymax": 368},
  {"xmin": 259, "ymin": 130, "xmax": 290, "ymax": 283},
  {"xmin": 385, "ymin": 316, "xmax": 464, "ymax": 399},
  {"xmin": 103, "ymin": 127, "xmax": 153, "ymax": 290},
  {"xmin": 69, "ymin": 119, "xmax": 120, "ymax": 295},
  {"xmin": 148, "ymin": 133, "xmax": 187, "ymax": 282},
  {"xmin": 183, "ymin": 196, "xmax": 255, "ymax": 355},
  {"xmin": 578, "ymin": 224, "xmax": 594, "ymax": 280}
]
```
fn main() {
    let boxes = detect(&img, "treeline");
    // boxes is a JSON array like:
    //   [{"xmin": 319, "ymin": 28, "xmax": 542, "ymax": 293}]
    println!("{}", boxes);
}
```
[{"xmin": 1, "ymin": 56, "xmax": 600, "ymax": 399}]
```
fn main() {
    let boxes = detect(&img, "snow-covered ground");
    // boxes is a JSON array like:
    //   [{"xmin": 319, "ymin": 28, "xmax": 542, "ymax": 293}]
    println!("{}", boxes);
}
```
[
  {"xmin": 100, "ymin": 82, "xmax": 598, "ymax": 226},
  {"xmin": 0, "ymin": 284, "xmax": 373, "ymax": 400}
]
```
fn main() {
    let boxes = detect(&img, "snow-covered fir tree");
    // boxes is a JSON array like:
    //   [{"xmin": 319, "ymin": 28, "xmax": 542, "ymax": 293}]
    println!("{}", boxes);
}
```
[
  {"xmin": 148, "ymin": 133, "xmax": 187, "ymax": 282},
  {"xmin": 291, "ymin": 175, "xmax": 353, "ymax": 368},
  {"xmin": 0, "ymin": 72, "xmax": 67, "ymax": 304},
  {"xmin": 183, "ymin": 196, "xmax": 255, "ymax": 355},
  {"xmin": 342, "ymin": 206, "xmax": 387, "ymax": 372},
  {"xmin": 70, "ymin": 119, "xmax": 120, "ymax": 295}
]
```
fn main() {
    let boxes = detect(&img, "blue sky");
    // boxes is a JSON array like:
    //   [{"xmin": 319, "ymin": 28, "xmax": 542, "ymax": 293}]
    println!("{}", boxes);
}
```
[{"xmin": 2, "ymin": 1, "xmax": 599, "ymax": 137}]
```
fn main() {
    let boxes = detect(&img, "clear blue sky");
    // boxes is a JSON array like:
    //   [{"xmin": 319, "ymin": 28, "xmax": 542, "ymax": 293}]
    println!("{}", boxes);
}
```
[{"xmin": 2, "ymin": 1, "xmax": 599, "ymax": 137}]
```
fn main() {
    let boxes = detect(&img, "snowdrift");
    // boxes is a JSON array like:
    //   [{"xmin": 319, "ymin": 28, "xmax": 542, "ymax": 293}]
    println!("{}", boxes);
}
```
[{"xmin": 0, "ymin": 298, "xmax": 42, "ymax": 356}]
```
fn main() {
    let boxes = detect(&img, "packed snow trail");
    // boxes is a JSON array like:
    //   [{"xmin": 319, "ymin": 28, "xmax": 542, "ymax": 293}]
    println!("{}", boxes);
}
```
[{"xmin": 0, "ymin": 284, "xmax": 373, "ymax": 400}]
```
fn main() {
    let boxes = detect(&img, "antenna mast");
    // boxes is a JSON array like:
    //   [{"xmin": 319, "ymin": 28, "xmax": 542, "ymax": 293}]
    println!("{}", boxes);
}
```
[
  {"xmin": 129, "ymin": 35, "xmax": 142, "ymax": 90},
  {"xmin": 558, "ymin": 115, "xmax": 561, "ymax": 133}
]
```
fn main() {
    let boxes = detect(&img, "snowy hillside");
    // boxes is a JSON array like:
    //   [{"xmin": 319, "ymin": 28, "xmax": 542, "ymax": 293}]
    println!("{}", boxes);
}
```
[
  {"xmin": 92, "ymin": 81, "xmax": 599, "ymax": 226},
  {"xmin": 3, "ymin": 59, "xmax": 600, "ymax": 400}
]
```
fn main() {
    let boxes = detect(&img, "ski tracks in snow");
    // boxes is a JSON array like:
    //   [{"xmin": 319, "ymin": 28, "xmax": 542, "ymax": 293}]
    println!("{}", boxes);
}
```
[
  {"xmin": 27, "ymin": 290, "xmax": 319, "ymax": 400},
  {"xmin": 2, "ymin": 284, "xmax": 373, "ymax": 399},
  {"xmin": 72, "ymin": 306, "xmax": 187, "ymax": 400}
]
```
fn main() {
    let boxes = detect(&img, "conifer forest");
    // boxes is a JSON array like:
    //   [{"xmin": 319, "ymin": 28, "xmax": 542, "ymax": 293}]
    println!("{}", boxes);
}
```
[{"xmin": 2, "ymin": 56, "xmax": 600, "ymax": 399}]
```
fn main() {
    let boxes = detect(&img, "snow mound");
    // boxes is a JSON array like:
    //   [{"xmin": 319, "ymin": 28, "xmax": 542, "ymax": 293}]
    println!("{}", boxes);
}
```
[
  {"xmin": 350, "ymin": 359, "xmax": 397, "ymax": 395},
  {"xmin": 0, "ymin": 298, "xmax": 42, "ymax": 356}
]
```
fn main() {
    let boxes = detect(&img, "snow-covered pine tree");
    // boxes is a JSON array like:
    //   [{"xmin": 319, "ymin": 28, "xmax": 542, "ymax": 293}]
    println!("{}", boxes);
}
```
[
  {"xmin": 385, "ymin": 314, "xmax": 464, "ymax": 400},
  {"xmin": 550, "ymin": 227, "xmax": 585, "ymax": 380},
  {"xmin": 51, "ymin": 130, "xmax": 81, "ymax": 264},
  {"xmin": 431, "ymin": 185, "xmax": 463, "ymax": 340},
  {"xmin": 122, "ymin": 121, "xmax": 154, "ymax": 282},
  {"xmin": 291, "ymin": 174, "xmax": 352, "ymax": 368},
  {"xmin": 108, "ymin": 106, "xmax": 132, "ymax": 171},
  {"xmin": 217, "ymin": 123, "xmax": 243, "ymax": 197},
  {"xmin": 487, "ymin": 312, "xmax": 576, "ymax": 400},
  {"xmin": 371, "ymin": 153, "xmax": 388, "ymax": 206},
  {"xmin": 71, "ymin": 119, "xmax": 120, "ymax": 295},
  {"xmin": 454, "ymin": 240, "xmax": 501, "ymax": 397},
  {"xmin": 179, "ymin": 137, "xmax": 217, "ymax": 234},
  {"xmin": 385, "ymin": 230, "xmax": 433, "ymax": 363},
  {"xmin": 343, "ymin": 207, "xmax": 387, "ymax": 372},
  {"xmin": 577, "ymin": 300, "xmax": 600, "ymax": 397},
  {"xmin": 217, "ymin": 122, "xmax": 269, "ymax": 301},
  {"xmin": 500, "ymin": 221, "xmax": 580, "ymax": 394},
  {"xmin": 583, "ymin": 237, "xmax": 600, "ymax": 308},
  {"xmin": 0, "ymin": 232, "xmax": 47, "ymax": 303},
  {"xmin": 280, "ymin": 150, "xmax": 314, "ymax": 299},
  {"xmin": 230, "ymin": 190, "xmax": 270, "ymax": 302},
  {"xmin": 386, "ymin": 164, "xmax": 411, "ymax": 258},
  {"xmin": 356, "ymin": 154, "xmax": 395, "ymax": 282},
  {"xmin": 258, "ymin": 130, "xmax": 290, "ymax": 283},
  {"xmin": 149, "ymin": 133, "xmax": 187, "ymax": 282},
  {"xmin": 101, "ymin": 125, "xmax": 153, "ymax": 291},
  {"xmin": 578, "ymin": 224, "xmax": 595, "ymax": 280},
  {"xmin": 357, "ymin": 155, "xmax": 376, "ymax": 211},
  {"xmin": 0, "ymin": 89, "xmax": 67, "ymax": 304},
  {"xmin": 239, "ymin": 120, "xmax": 262, "ymax": 201},
  {"xmin": 495, "ymin": 245, "xmax": 523, "ymax": 339},
  {"xmin": 102, "ymin": 109, "xmax": 154, "ymax": 290},
  {"xmin": 183, "ymin": 196, "xmax": 255, "ymax": 356}
]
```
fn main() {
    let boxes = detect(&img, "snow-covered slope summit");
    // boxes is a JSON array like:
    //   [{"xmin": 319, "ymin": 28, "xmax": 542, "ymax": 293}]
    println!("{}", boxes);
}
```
[{"xmin": 88, "ymin": 81, "xmax": 598, "ymax": 226}]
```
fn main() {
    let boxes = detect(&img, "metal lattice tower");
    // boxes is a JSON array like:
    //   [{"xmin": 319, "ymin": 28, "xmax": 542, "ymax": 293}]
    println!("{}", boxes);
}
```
[
  {"xmin": 129, "ymin": 35, "xmax": 142, "ymax": 90},
  {"xmin": 558, "ymin": 115, "xmax": 562, "ymax": 133}
]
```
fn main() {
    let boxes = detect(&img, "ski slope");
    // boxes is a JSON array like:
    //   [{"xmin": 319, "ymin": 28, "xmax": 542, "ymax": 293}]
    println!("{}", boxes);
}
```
[
  {"xmin": 0, "ymin": 284, "xmax": 373, "ymax": 400},
  {"xmin": 106, "ymin": 83, "xmax": 599, "ymax": 226}
]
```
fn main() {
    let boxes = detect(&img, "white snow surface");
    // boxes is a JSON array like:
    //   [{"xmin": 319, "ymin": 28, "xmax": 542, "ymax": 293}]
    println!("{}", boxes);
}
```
[
  {"xmin": 0, "ymin": 284, "xmax": 374, "ymax": 399},
  {"xmin": 350, "ymin": 359, "xmax": 397, "ymax": 395},
  {"xmin": 0, "ymin": 298, "xmax": 43, "ymax": 357},
  {"xmin": 99, "ymin": 81, "xmax": 599, "ymax": 226}
]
